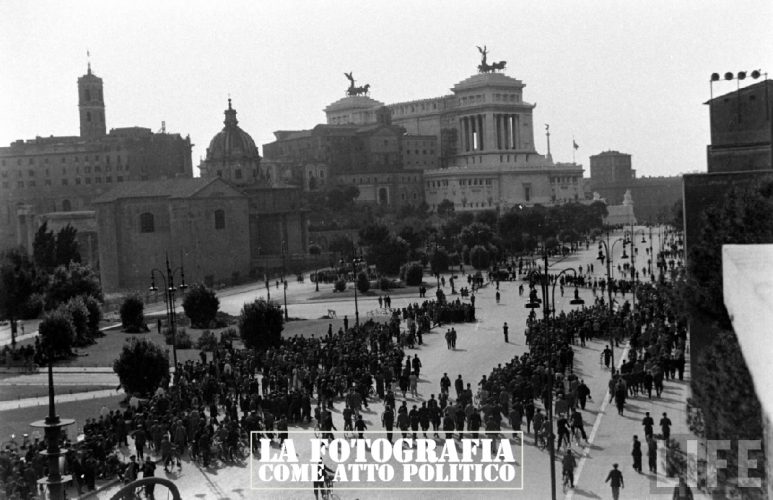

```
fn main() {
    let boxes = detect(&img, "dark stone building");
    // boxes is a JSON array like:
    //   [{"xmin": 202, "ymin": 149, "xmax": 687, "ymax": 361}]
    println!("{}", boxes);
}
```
[
  {"xmin": 0, "ymin": 64, "xmax": 192, "ymax": 255},
  {"xmin": 589, "ymin": 150, "xmax": 681, "ymax": 223}
]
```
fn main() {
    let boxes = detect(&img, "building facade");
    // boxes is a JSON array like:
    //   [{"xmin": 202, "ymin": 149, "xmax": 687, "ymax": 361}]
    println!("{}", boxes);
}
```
[
  {"xmin": 387, "ymin": 71, "xmax": 584, "ymax": 211},
  {"xmin": 0, "ymin": 65, "xmax": 192, "ymax": 254},
  {"xmin": 94, "ymin": 178, "xmax": 251, "ymax": 292},
  {"xmin": 94, "ymin": 178, "xmax": 309, "ymax": 292},
  {"xmin": 706, "ymin": 79, "xmax": 773, "ymax": 173},
  {"xmin": 262, "ymin": 110, "xmax": 428, "ymax": 207},
  {"xmin": 589, "ymin": 150, "xmax": 681, "ymax": 223}
]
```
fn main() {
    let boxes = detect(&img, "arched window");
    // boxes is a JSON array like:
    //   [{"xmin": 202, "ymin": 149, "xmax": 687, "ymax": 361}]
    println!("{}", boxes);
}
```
[
  {"xmin": 62, "ymin": 199, "xmax": 71, "ymax": 212},
  {"xmin": 214, "ymin": 209, "xmax": 225, "ymax": 230},
  {"xmin": 86, "ymin": 111, "xmax": 91, "ymax": 122},
  {"xmin": 140, "ymin": 212, "xmax": 155, "ymax": 233}
]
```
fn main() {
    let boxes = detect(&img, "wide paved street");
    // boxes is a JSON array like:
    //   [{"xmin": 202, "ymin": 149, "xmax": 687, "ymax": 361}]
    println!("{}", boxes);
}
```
[{"xmin": 2, "ymin": 228, "xmax": 703, "ymax": 499}]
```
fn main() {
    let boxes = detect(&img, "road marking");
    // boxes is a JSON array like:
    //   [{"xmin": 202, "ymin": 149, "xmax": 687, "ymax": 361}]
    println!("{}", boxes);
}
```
[{"xmin": 565, "ymin": 343, "xmax": 630, "ymax": 500}]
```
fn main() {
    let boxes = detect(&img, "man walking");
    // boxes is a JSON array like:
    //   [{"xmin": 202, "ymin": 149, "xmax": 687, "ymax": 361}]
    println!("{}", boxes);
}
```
[
  {"xmin": 604, "ymin": 463, "xmax": 624, "ymax": 500},
  {"xmin": 660, "ymin": 412, "xmax": 672, "ymax": 441},
  {"xmin": 503, "ymin": 322, "xmax": 509, "ymax": 343}
]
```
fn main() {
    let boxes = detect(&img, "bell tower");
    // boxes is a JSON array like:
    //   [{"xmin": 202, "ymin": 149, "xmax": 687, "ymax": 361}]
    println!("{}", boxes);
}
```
[{"xmin": 77, "ymin": 60, "xmax": 106, "ymax": 139}]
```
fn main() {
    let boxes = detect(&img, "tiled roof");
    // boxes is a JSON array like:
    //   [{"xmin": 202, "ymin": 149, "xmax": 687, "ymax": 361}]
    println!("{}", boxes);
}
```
[{"xmin": 92, "ymin": 178, "xmax": 225, "ymax": 203}]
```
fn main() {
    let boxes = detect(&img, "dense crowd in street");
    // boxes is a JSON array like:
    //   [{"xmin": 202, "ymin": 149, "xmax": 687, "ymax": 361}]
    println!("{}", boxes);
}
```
[{"xmin": 0, "ymin": 232, "xmax": 691, "ymax": 499}]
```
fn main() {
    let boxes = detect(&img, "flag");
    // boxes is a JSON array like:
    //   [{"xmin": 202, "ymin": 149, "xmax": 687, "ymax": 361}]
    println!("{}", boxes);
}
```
[{"xmin": 573, "ymin": 140, "xmax": 579, "ymax": 150}]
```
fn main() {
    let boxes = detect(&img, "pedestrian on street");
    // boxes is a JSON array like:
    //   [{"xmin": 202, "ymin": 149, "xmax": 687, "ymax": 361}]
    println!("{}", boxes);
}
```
[
  {"xmin": 660, "ymin": 412, "xmax": 672, "ymax": 441},
  {"xmin": 142, "ymin": 456, "xmax": 156, "ymax": 499},
  {"xmin": 647, "ymin": 437, "xmax": 658, "ymax": 473},
  {"xmin": 642, "ymin": 412, "xmax": 654, "ymax": 440},
  {"xmin": 503, "ymin": 322, "xmax": 509, "ymax": 343},
  {"xmin": 495, "ymin": 291, "xmax": 501, "ymax": 304},
  {"xmin": 632, "ymin": 435, "xmax": 642, "ymax": 473},
  {"xmin": 602, "ymin": 345, "xmax": 612, "ymax": 369},
  {"xmin": 605, "ymin": 463, "xmax": 624, "ymax": 500}
]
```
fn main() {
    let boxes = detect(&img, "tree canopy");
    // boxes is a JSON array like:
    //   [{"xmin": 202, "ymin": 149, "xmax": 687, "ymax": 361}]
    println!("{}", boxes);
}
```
[
  {"xmin": 46, "ymin": 262, "xmax": 103, "ymax": 308},
  {"xmin": 113, "ymin": 338, "xmax": 170, "ymax": 397},
  {"xmin": 182, "ymin": 283, "xmax": 220, "ymax": 328},
  {"xmin": 238, "ymin": 299, "xmax": 284, "ymax": 351},
  {"xmin": 680, "ymin": 180, "xmax": 773, "ymax": 329},
  {"xmin": 0, "ymin": 249, "xmax": 40, "ymax": 344}
]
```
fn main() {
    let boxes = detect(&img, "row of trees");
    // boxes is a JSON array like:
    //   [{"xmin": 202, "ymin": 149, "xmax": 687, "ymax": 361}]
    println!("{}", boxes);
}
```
[
  {"xmin": 1, "ymin": 227, "xmax": 102, "ymax": 348},
  {"xmin": 329, "ymin": 202, "xmax": 607, "ymax": 278}
]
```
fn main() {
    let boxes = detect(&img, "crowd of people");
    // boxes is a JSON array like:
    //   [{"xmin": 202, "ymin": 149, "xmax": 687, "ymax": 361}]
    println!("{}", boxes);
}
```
[{"xmin": 0, "ymin": 233, "xmax": 690, "ymax": 499}]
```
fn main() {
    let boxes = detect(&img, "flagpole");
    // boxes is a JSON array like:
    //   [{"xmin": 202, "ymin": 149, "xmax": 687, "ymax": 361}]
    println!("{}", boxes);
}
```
[{"xmin": 572, "ymin": 137, "xmax": 576, "ymax": 164}]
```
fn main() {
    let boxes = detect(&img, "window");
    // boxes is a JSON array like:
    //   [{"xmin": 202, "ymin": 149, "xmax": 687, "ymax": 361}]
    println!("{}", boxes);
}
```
[
  {"xmin": 86, "ymin": 111, "xmax": 91, "ymax": 122},
  {"xmin": 28, "ymin": 170, "xmax": 34, "ymax": 177},
  {"xmin": 45, "ymin": 179, "xmax": 51, "ymax": 186},
  {"xmin": 84, "ymin": 178, "xmax": 90, "ymax": 185},
  {"xmin": 61, "ymin": 179, "xmax": 68, "ymax": 186},
  {"xmin": 28, "ymin": 180, "xmax": 35, "ymax": 187},
  {"xmin": 235, "ymin": 169, "xmax": 242, "ymax": 180},
  {"xmin": 140, "ymin": 213, "xmax": 155, "ymax": 233},
  {"xmin": 214, "ymin": 209, "xmax": 225, "ymax": 230},
  {"xmin": 62, "ymin": 200, "xmax": 71, "ymax": 212}
]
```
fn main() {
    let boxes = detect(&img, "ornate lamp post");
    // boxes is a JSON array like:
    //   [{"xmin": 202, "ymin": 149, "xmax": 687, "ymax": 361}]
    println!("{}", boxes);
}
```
[
  {"xmin": 524, "ymin": 246, "xmax": 585, "ymax": 500},
  {"xmin": 149, "ymin": 254, "xmax": 187, "ymax": 369},
  {"xmin": 31, "ymin": 348, "xmax": 74, "ymax": 500},
  {"xmin": 597, "ymin": 230, "xmax": 628, "ymax": 371}
]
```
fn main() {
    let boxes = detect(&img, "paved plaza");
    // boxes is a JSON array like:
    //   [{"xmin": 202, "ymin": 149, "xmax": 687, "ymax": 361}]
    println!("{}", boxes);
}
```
[{"xmin": 0, "ymin": 229, "xmax": 704, "ymax": 499}]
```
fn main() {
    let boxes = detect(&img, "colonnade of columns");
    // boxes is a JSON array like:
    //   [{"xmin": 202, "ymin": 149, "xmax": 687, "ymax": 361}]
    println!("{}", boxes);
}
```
[
  {"xmin": 460, "ymin": 115, "xmax": 485, "ymax": 152},
  {"xmin": 494, "ymin": 113, "xmax": 520, "ymax": 150},
  {"xmin": 460, "ymin": 113, "xmax": 521, "ymax": 152}
]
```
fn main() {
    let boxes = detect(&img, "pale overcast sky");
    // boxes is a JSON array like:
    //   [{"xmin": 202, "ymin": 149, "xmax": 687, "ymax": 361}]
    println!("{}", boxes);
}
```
[{"xmin": 1, "ymin": 0, "xmax": 771, "ymax": 178}]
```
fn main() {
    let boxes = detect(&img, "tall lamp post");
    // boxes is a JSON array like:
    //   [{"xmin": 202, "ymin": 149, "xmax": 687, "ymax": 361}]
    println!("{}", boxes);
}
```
[
  {"xmin": 340, "ymin": 254, "xmax": 362, "ymax": 327},
  {"xmin": 597, "ymin": 230, "xmax": 628, "ymax": 371},
  {"xmin": 281, "ymin": 240, "xmax": 289, "ymax": 320},
  {"xmin": 524, "ymin": 246, "xmax": 585, "ymax": 500},
  {"xmin": 149, "ymin": 254, "xmax": 187, "ymax": 369},
  {"xmin": 31, "ymin": 347, "xmax": 74, "ymax": 500},
  {"xmin": 625, "ymin": 223, "xmax": 648, "ymax": 313}
]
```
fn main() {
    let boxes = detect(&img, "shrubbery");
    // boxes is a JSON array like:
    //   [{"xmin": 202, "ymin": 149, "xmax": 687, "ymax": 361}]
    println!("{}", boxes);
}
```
[
  {"xmin": 113, "ymin": 338, "xmax": 169, "ymax": 397},
  {"xmin": 238, "ymin": 299, "xmax": 284, "ymax": 351},
  {"xmin": 334, "ymin": 279, "xmax": 347, "ymax": 292},
  {"xmin": 120, "ymin": 294, "xmax": 147, "ymax": 333},
  {"xmin": 182, "ymin": 283, "xmax": 220, "ymax": 328},
  {"xmin": 400, "ymin": 262, "xmax": 423, "ymax": 286},
  {"xmin": 38, "ymin": 309, "xmax": 75, "ymax": 359},
  {"xmin": 164, "ymin": 327, "xmax": 192, "ymax": 349},
  {"xmin": 356, "ymin": 272, "xmax": 370, "ymax": 293},
  {"xmin": 469, "ymin": 245, "xmax": 491, "ymax": 270}
]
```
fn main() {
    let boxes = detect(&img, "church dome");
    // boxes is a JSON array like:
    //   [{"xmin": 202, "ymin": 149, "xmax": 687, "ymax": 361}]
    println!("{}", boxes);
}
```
[{"xmin": 205, "ymin": 99, "xmax": 260, "ymax": 163}]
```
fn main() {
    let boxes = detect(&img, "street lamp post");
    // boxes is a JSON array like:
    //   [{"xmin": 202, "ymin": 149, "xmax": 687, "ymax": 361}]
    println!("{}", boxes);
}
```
[
  {"xmin": 30, "ymin": 346, "xmax": 75, "ymax": 500},
  {"xmin": 524, "ymin": 246, "xmax": 585, "ymax": 500},
  {"xmin": 149, "ymin": 254, "xmax": 187, "ymax": 369},
  {"xmin": 281, "ymin": 240, "xmax": 289, "ymax": 321},
  {"xmin": 597, "ymin": 230, "xmax": 628, "ymax": 371},
  {"xmin": 340, "ymin": 254, "xmax": 362, "ymax": 327}
]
